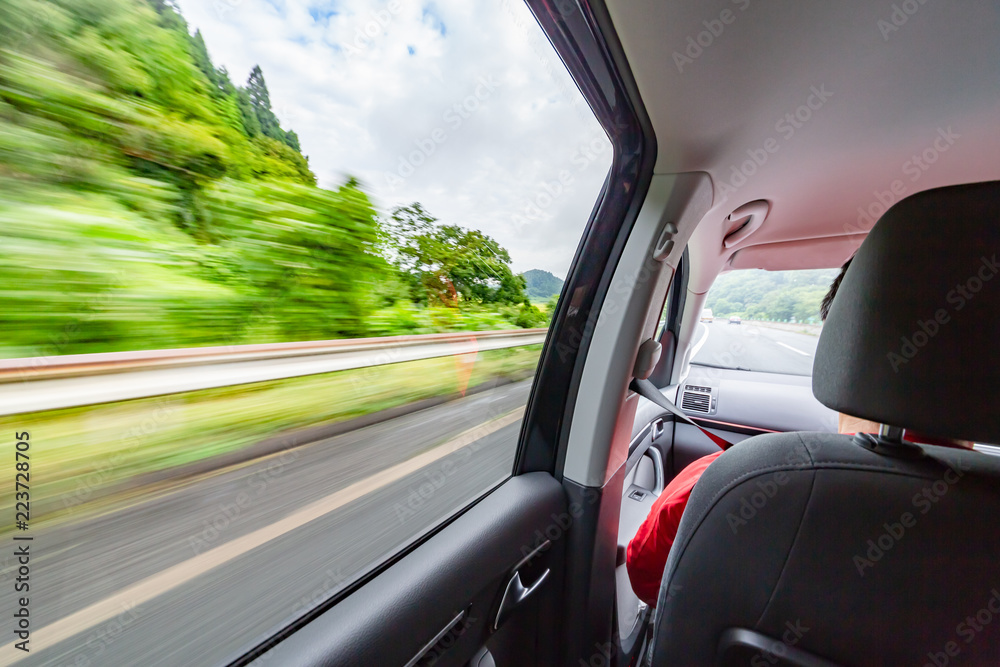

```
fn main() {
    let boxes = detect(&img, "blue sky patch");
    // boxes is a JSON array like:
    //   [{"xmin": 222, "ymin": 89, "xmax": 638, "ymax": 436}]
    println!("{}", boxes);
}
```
[
  {"xmin": 422, "ymin": 6, "xmax": 447, "ymax": 36},
  {"xmin": 308, "ymin": 1, "xmax": 339, "ymax": 24}
]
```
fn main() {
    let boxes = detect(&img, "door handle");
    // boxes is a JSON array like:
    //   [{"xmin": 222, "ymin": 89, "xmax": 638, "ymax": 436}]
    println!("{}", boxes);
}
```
[
  {"xmin": 652, "ymin": 417, "xmax": 665, "ymax": 441},
  {"xmin": 494, "ymin": 568, "xmax": 550, "ymax": 630}
]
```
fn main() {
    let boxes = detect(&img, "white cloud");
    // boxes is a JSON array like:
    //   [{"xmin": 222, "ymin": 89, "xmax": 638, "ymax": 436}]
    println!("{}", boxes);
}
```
[{"xmin": 175, "ymin": 0, "xmax": 610, "ymax": 277}]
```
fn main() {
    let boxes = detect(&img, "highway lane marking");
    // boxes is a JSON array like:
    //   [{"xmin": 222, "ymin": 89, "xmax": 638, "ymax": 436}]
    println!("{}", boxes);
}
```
[
  {"xmin": 0, "ymin": 407, "xmax": 525, "ymax": 665},
  {"xmin": 776, "ymin": 342, "xmax": 810, "ymax": 356},
  {"xmin": 689, "ymin": 323, "xmax": 710, "ymax": 360}
]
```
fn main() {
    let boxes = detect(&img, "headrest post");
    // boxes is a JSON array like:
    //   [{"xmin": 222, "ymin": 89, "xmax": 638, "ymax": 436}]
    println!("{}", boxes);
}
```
[
  {"xmin": 854, "ymin": 426, "xmax": 923, "ymax": 460},
  {"xmin": 878, "ymin": 424, "xmax": 904, "ymax": 443}
]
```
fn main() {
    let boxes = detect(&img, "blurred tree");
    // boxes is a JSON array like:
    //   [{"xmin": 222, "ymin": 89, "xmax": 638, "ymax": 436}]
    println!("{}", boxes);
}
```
[{"xmin": 0, "ymin": 0, "xmax": 539, "ymax": 358}]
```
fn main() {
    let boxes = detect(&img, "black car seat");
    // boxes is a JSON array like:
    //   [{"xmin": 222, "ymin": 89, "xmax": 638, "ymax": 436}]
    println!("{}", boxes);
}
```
[{"xmin": 649, "ymin": 181, "xmax": 1000, "ymax": 666}]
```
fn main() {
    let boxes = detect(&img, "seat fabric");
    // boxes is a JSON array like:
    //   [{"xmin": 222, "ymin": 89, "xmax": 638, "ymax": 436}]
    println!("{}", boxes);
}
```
[{"xmin": 651, "ymin": 431, "xmax": 1000, "ymax": 666}]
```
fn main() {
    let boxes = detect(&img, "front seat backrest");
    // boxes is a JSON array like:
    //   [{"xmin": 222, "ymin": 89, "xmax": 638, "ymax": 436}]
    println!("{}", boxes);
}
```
[{"xmin": 650, "ymin": 181, "xmax": 1000, "ymax": 666}]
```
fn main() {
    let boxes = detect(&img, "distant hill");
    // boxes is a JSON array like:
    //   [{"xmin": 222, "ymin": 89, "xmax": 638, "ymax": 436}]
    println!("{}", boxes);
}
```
[{"xmin": 523, "ymin": 269, "xmax": 564, "ymax": 300}]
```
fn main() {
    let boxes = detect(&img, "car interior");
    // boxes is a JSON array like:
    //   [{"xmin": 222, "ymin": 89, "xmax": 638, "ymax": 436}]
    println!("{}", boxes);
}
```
[{"xmin": 76, "ymin": 0, "xmax": 999, "ymax": 665}]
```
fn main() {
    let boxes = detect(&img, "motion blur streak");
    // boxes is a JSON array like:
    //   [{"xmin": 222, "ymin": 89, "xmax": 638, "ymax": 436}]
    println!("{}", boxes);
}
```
[{"xmin": 0, "ymin": 407, "xmax": 523, "ymax": 664}]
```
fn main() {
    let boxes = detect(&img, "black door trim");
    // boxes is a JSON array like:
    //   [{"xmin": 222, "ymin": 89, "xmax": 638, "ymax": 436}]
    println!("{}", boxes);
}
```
[{"xmin": 515, "ymin": 0, "xmax": 658, "ymax": 478}]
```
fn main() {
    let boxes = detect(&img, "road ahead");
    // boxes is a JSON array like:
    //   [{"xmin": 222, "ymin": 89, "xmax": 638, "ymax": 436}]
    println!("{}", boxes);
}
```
[
  {"xmin": 1, "ymin": 381, "xmax": 531, "ymax": 667},
  {"xmin": 690, "ymin": 321, "xmax": 820, "ymax": 375}
]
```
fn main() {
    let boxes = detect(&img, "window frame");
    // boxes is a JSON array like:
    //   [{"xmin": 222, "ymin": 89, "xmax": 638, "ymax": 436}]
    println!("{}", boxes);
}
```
[{"xmin": 514, "ymin": 0, "xmax": 658, "ymax": 480}]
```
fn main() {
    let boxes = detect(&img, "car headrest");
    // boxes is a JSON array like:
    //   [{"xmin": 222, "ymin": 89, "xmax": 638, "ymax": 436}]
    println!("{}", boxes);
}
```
[{"xmin": 813, "ymin": 181, "xmax": 1000, "ymax": 444}]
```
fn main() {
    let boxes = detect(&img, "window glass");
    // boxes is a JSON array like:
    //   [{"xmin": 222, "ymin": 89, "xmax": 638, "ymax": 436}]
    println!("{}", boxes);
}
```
[
  {"xmin": 654, "ymin": 290, "xmax": 671, "ymax": 341},
  {"xmin": 0, "ymin": 0, "xmax": 610, "ymax": 663},
  {"xmin": 690, "ymin": 269, "xmax": 839, "ymax": 375}
]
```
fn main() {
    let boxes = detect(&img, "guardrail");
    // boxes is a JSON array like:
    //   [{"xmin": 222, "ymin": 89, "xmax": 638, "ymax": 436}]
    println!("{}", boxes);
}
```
[
  {"xmin": 0, "ymin": 329, "xmax": 548, "ymax": 416},
  {"xmin": 742, "ymin": 320, "xmax": 823, "ymax": 336}
]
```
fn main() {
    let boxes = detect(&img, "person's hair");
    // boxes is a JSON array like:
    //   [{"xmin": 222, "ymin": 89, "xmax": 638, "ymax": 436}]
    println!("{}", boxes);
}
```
[{"xmin": 820, "ymin": 257, "xmax": 853, "ymax": 322}]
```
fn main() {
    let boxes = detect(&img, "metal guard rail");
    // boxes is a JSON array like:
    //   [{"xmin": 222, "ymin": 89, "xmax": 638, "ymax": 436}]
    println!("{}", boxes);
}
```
[{"xmin": 0, "ymin": 329, "xmax": 548, "ymax": 416}]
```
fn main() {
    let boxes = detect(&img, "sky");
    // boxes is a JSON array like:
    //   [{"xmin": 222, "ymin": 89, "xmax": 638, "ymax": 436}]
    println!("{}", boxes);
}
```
[{"xmin": 173, "ymin": 0, "xmax": 613, "ymax": 277}]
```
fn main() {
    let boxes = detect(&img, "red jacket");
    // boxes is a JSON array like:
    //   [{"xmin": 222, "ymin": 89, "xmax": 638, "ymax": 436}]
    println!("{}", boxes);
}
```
[{"xmin": 625, "ymin": 451, "xmax": 722, "ymax": 607}]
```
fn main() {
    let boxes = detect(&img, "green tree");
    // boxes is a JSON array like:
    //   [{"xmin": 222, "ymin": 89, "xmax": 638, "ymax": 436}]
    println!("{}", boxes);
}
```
[
  {"xmin": 705, "ymin": 269, "xmax": 838, "ymax": 322},
  {"xmin": 387, "ymin": 203, "xmax": 529, "ymax": 306},
  {"xmin": 246, "ymin": 66, "xmax": 276, "ymax": 134},
  {"xmin": 244, "ymin": 65, "xmax": 301, "ymax": 152}
]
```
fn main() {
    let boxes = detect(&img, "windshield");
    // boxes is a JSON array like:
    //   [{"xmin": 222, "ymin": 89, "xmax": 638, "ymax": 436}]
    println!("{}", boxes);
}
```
[{"xmin": 690, "ymin": 268, "xmax": 839, "ymax": 375}]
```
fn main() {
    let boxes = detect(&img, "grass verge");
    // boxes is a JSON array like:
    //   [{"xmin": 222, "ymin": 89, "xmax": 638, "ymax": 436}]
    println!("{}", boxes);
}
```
[{"xmin": 0, "ymin": 345, "xmax": 542, "ymax": 529}]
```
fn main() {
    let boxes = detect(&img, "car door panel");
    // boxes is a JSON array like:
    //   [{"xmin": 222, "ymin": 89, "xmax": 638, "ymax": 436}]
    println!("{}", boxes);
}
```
[{"xmin": 262, "ymin": 473, "xmax": 565, "ymax": 667}]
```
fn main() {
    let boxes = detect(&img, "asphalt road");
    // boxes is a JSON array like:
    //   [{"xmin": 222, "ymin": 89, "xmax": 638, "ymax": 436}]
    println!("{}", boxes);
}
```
[
  {"xmin": 690, "ymin": 321, "xmax": 820, "ymax": 375},
  {"xmin": 1, "ymin": 380, "xmax": 532, "ymax": 667}
]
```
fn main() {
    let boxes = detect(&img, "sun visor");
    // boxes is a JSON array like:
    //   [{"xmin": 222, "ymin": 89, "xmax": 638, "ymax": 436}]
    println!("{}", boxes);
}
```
[{"xmin": 729, "ymin": 235, "xmax": 865, "ymax": 271}]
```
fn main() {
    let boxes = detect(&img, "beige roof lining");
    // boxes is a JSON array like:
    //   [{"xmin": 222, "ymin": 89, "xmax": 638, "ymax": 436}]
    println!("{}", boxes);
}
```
[{"xmin": 605, "ymin": 0, "xmax": 1000, "ymax": 292}]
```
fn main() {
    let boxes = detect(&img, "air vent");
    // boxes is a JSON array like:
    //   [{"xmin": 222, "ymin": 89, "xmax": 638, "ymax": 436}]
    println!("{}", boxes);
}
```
[{"xmin": 681, "ymin": 390, "xmax": 711, "ymax": 414}]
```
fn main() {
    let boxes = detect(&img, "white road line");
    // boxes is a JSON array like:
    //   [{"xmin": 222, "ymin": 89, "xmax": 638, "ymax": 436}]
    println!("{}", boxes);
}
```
[
  {"xmin": 0, "ymin": 407, "xmax": 525, "ymax": 665},
  {"xmin": 776, "ymin": 342, "xmax": 810, "ymax": 356},
  {"xmin": 689, "ymin": 323, "xmax": 710, "ymax": 359}
]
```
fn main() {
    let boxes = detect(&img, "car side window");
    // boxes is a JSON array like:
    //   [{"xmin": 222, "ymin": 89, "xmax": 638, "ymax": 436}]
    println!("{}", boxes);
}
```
[{"xmin": 0, "ymin": 0, "xmax": 611, "ymax": 663}]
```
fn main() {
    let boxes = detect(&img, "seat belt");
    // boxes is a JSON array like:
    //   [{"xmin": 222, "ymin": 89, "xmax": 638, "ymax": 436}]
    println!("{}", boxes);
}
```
[{"xmin": 629, "ymin": 377, "xmax": 734, "ymax": 451}]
